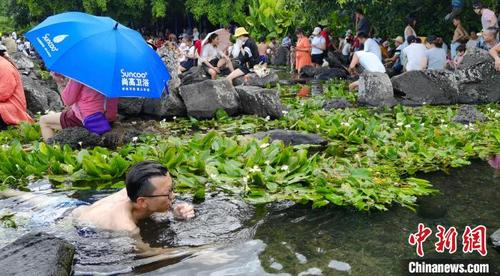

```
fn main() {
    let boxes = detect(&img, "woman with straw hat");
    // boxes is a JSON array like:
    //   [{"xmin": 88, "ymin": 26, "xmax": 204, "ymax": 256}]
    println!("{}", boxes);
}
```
[{"xmin": 226, "ymin": 27, "xmax": 260, "ymax": 84}]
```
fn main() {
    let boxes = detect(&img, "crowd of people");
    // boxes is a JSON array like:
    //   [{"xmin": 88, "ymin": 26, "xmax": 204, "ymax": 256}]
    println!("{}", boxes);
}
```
[{"xmin": 0, "ymin": 1, "xmax": 499, "ymax": 138}]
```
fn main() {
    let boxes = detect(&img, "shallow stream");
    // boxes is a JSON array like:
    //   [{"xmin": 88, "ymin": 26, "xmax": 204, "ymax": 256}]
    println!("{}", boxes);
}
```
[{"xmin": 0, "ymin": 161, "xmax": 498, "ymax": 275}]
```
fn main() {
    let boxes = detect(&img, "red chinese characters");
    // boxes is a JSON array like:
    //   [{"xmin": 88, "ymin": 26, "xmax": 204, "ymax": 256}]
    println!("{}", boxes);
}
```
[
  {"xmin": 462, "ymin": 225, "xmax": 488, "ymax": 256},
  {"xmin": 408, "ymin": 223, "xmax": 433, "ymax": 257},
  {"xmin": 434, "ymin": 225, "xmax": 458, "ymax": 254},
  {"xmin": 409, "ymin": 224, "xmax": 488, "ymax": 257}
]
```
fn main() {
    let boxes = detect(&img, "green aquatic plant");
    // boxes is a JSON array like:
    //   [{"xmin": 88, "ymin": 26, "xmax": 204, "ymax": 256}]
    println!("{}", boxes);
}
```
[
  {"xmin": 0, "ymin": 81, "xmax": 498, "ymax": 211},
  {"xmin": 0, "ymin": 213, "xmax": 16, "ymax": 228}
]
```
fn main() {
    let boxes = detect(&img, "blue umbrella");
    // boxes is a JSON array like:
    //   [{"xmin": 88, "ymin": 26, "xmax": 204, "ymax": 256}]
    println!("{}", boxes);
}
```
[{"xmin": 25, "ymin": 12, "xmax": 170, "ymax": 98}]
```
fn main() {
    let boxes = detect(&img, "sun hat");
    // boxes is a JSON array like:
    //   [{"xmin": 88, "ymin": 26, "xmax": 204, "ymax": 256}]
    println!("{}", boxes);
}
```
[
  {"xmin": 393, "ymin": 36, "xmax": 404, "ymax": 44},
  {"xmin": 234, "ymin": 27, "xmax": 249, "ymax": 37},
  {"xmin": 312, "ymin": 27, "xmax": 322, "ymax": 36}
]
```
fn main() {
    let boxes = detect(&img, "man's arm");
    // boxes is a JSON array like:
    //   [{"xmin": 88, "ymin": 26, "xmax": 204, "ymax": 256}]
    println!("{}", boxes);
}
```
[
  {"xmin": 489, "ymin": 43, "xmax": 500, "ymax": 71},
  {"xmin": 348, "ymin": 52, "xmax": 359, "ymax": 75}
]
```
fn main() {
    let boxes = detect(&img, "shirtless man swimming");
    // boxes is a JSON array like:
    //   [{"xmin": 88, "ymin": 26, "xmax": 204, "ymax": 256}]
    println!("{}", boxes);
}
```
[{"xmin": 72, "ymin": 161, "xmax": 195, "ymax": 234}]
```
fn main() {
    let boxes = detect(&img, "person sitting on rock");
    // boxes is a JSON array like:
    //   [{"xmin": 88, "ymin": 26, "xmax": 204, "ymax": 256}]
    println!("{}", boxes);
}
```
[
  {"xmin": 477, "ymin": 27, "xmax": 499, "ymax": 51},
  {"xmin": 39, "ymin": 78, "xmax": 118, "ymax": 141},
  {"xmin": 490, "ymin": 42, "xmax": 500, "ymax": 71},
  {"xmin": 72, "ymin": 161, "xmax": 194, "ymax": 233},
  {"xmin": 0, "ymin": 45, "xmax": 33, "ymax": 130},
  {"xmin": 357, "ymin": 32, "xmax": 382, "ymax": 61},
  {"xmin": 179, "ymin": 36, "xmax": 198, "ymax": 72},
  {"xmin": 257, "ymin": 36, "xmax": 269, "ymax": 64},
  {"xmin": 347, "ymin": 49, "xmax": 386, "ymax": 91},
  {"xmin": 425, "ymin": 35, "xmax": 447, "ymax": 70},
  {"xmin": 226, "ymin": 27, "xmax": 260, "ymax": 84},
  {"xmin": 401, "ymin": 35, "xmax": 428, "ymax": 71},
  {"xmin": 200, "ymin": 33, "xmax": 234, "ymax": 80}
]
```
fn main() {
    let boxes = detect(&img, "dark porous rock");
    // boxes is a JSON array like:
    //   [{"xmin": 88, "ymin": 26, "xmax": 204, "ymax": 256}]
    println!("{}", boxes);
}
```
[
  {"xmin": 233, "ymin": 71, "xmax": 280, "ymax": 88},
  {"xmin": 253, "ymin": 129, "xmax": 328, "ymax": 146},
  {"xmin": 179, "ymin": 79, "xmax": 240, "ymax": 119},
  {"xmin": 118, "ymin": 98, "xmax": 145, "ymax": 116},
  {"xmin": 452, "ymin": 105, "xmax": 487, "ymax": 124},
  {"xmin": 326, "ymin": 51, "xmax": 345, "ymax": 69},
  {"xmin": 323, "ymin": 98, "xmax": 353, "ymax": 110},
  {"xmin": 0, "ymin": 232, "xmax": 74, "ymax": 276},
  {"xmin": 180, "ymin": 66, "xmax": 210, "ymax": 85},
  {"xmin": 299, "ymin": 65, "xmax": 317, "ymax": 78},
  {"xmin": 142, "ymin": 90, "xmax": 187, "ymax": 118},
  {"xmin": 358, "ymin": 72, "xmax": 396, "ymax": 107},
  {"xmin": 392, "ymin": 49, "xmax": 500, "ymax": 106},
  {"xmin": 102, "ymin": 127, "xmax": 143, "ymax": 149},
  {"xmin": 491, "ymin": 229, "xmax": 500, "ymax": 248},
  {"xmin": 455, "ymin": 48, "xmax": 500, "ymax": 104},
  {"xmin": 392, "ymin": 70, "xmax": 457, "ymax": 105},
  {"xmin": 48, "ymin": 127, "xmax": 103, "ymax": 148},
  {"xmin": 11, "ymin": 52, "xmax": 34, "ymax": 71},
  {"xmin": 235, "ymin": 86, "xmax": 283, "ymax": 119},
  {"xmin": 140, "ymin": 194, "xmax": 254, "ymax": 247},
  {"xmin": 315, "ymin": 67, "xmax": 349, "ymax": 80},
  {"xmin": 22, "ymin": 75, "xmax": 63, "ymax": 114},
  {"xmin": 274, "ymin": 46, "xmax": 289, "ymax": 65}
]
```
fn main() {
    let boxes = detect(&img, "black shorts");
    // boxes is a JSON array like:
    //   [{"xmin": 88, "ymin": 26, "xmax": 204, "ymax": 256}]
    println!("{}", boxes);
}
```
[
  {"xmin": 311, "ymin": 53, "xmax": 324, "ymax": 65},
  {"xmin": 202, "ymin": 58, "xmax": 220, "ymax": 75}
]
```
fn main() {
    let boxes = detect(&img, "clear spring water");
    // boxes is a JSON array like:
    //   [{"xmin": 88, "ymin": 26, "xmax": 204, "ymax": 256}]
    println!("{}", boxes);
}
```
[{"xmin": 0, "ymin": 161, "xmax": 498, "ymax": 275}]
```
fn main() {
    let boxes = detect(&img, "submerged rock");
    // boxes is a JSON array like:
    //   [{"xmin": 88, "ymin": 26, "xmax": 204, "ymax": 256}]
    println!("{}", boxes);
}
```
[
  {"xmin": 141, "ymin": 194, "xmax": 254, "ymax": 247},
  {"xmin": 179, "ymin": 79, "xmax": 240, "ymax": 119},
  {"xmin": 452, "ymin": 105, "xmax": 487, "ymax": 124},
  {"xmin": 48, "ymin": 126, "xmax": 142, "ymax": 149},
  {"xmin": 358, "ymin": 72, "xmax": 396, "ymax": 107},
  {"xmin": 235, "ymin": 86, "xmax": 283, "ymax": 119},
  {"xmin": 253, "ymin": 129, "xmax": 328, "ymax": 146},
  {"xmin": 0, "ymin": 232, "xmax": 75, "ymax": 276},
  {"xmin": 491, "ymin": 229, "xmax": 500, "ymax": 248},
  {"xmin": 323, "ymin": 98, "xmax": 353, "ymax": 110}
]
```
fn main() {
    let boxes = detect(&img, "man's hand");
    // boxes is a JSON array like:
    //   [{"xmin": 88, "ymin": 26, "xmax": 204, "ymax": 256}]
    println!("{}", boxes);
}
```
[
  {"xmin": 495, "ymin": 58, "xmax": 500, "ymax": 71},
  {"xmin": 173, "ymin": 202, "xmax": 195, "ymax": 220}
]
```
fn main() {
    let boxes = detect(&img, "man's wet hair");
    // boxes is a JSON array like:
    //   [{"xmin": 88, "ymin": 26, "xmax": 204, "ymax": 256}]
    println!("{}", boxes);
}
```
[{"xmin": 126, "ymin": 161, "xmax": 169, "ymax": 202}]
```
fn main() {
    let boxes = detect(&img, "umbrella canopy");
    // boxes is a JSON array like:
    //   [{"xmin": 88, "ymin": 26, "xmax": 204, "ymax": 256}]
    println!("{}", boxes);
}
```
[
  {"xmin": 25, "ymin": 12, "xmax": 170, "ymax": 98},
  {"xmin": 202, "ymin": 28, "xmax": 231, "ymax": 52}
]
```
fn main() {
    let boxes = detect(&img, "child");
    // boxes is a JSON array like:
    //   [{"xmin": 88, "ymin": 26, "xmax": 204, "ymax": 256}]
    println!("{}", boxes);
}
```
[
  {"xmin": 448, "ymin": 44, "xmax": 466, "ymax": 69},
  {"xmin": 257, "ymin": 36, "xmax": 269, "ymax": 64}
]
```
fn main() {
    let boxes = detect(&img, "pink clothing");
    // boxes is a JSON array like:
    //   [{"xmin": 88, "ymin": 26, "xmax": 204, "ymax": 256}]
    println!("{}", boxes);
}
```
[
  {"xmin": 481, "ymin": 9, "xmax": 498, "ymax": 31},
  {"xmin": 62, "ymin": 80, "xmax": 118, "ymax": 123}
]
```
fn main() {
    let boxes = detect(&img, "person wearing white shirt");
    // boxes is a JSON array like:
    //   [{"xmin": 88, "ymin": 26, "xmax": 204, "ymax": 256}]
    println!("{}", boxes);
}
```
[
  {"xmin": 200, "ymin": 33, "xmax": 234, "ymax": 79},
  {"xmin": 348, "ymin": 50, "xmax": 386, "ymax": 90},
  {"xmin": 311, "ymin": 27, "xmax": 326, "ymax": 67},
  {"xmin": 402, "ymin": 35, "xmax": 428, "ymax": 71},
  {"xmin": 357, "ymin": 32, "xmax": 382, "ymax": 61}
]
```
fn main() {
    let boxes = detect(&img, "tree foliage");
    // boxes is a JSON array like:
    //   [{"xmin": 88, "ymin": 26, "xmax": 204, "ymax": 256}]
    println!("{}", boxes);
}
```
[{"xmin": 185, "ymin": 0, "xmax": 248, "ymax": 27}]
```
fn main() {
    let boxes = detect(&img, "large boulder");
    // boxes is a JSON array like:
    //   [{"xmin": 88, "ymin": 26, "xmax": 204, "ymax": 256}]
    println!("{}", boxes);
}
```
[
  {"xmin": 22, "ymin": 75, "xmax": 63, "ymax": 114},
  {"xmin": 157, "ymin": 46, "xmax": 181, "ymax": 92},
  {"xmin": 235, "ymin": 86, "xmax": 283, "ymax": 119},
  {"xmin": 253, "ymin": 129, "xmax": 328, "ymax": 146},
  {"xmin": 179, "ymin": 66, "xmax": 209, "ymax": 85},
  {"xmin": 118, "ymin": 98, "xmax": 145, "ymax": 116},
  {"xmin": 0, "ymin": 232, "xmax": 74, "ymax": 276},
  {"xmin": 392, "ymin": 70, "xmax": 458, "ymax": 105},
  {"xmin": 299, "ymin": 65, "xmax": 317, "ymax": 78},
  {"xmin": 233, "ymin": 71, "xmax": 280, "ymax": 88},
  {"xmin": 391, "ymin": 49, "xmax": 500, "ymax": 105},
  {"xmin": 358, "ymin": 72, "xmax": 397, "ymax": 107},
  {"xmin": 179, "ymin": 79, "xmax": 240, "ymax": 119},
  {"xmin": 11, "ymin": 52, "xmax": 34, "ymax": 72},
  {"xmin": 274, "ymin": 46, "xmax": 289, "ymax": 65},
  {"xmin": 325, "ymin": 51, "xmax": 345, "ymax": 69},
  {"xmin": 455, "ymin": 48, "xmax": 500, "ymax": 104},
  {"xmin": 142, "ymin": 90, "xmax": 187, "ymax": 118},
  {"xmin": 315, "ymin": 67, "xmax": 349, "ymax": 80}
]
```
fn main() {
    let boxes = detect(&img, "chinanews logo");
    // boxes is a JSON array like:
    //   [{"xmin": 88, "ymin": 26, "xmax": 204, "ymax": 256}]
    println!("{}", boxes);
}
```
[{"xmin": 37, "ymin": 33, "xmax": 69, "ymax": 56}]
